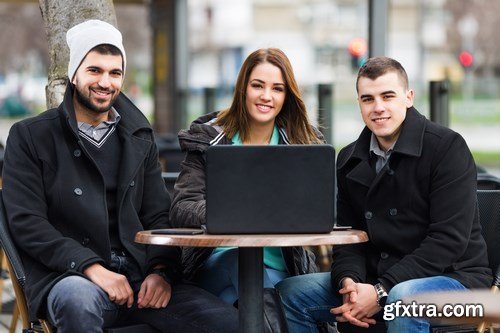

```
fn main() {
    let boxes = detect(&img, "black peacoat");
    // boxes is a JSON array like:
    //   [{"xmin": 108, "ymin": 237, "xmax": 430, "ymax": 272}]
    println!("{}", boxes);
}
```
[
  {"xmin": 331, "ymin": 107, "xmax": 492, "ymax": 292},
  {"xmin": 2, "ymin": 85, "xmax": 181, "ymax": 321}
]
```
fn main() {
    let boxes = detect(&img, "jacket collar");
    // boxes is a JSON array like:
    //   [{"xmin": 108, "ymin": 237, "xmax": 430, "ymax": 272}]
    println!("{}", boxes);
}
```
[
  {"xmin": 339, "ymin": 107, "xmax": 425, "ymax": 170},
  {"xmin": 178, "ymin": 111, "xmax": 294, "ymax": 152},
  {"xmin": 391, "ymin": 107, "xmax": 425, "ymax": 157},
  {"xmin": 338, "ymin": 107, "xmax": 426, "ymax": 188},
  {"xmin": 58, "ymin": 84, "xmax": 153, "ymax": 196},
  {"xmin": 58, "ymin": 84, "xmax": 152, "ymax": 139}
]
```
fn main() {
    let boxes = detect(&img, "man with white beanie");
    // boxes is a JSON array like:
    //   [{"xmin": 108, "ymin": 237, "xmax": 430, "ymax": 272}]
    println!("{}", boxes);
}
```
[{"xmin": 2, "ymin": 19, "xmax": 238, "ymax": 333}]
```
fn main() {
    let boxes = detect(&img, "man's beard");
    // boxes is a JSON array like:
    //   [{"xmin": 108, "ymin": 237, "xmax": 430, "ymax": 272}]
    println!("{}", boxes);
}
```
[{"xmin": 74, "ymin": 84, "xmax": 118, "ymax": 114}]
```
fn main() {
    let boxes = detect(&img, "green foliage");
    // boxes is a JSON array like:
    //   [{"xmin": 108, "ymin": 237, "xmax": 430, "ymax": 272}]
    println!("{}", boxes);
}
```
[{"xmin": 472, "ymin": 151, "xmax": 500, "ymax": 168}]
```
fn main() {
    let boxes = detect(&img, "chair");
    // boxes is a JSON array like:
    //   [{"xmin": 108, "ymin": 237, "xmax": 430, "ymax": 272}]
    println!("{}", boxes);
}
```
[
  {"xmin": 155, "ymin": 134, "xmax": 184, "ymax": 173},
  {"xmin": 477, "ymin": 173, "xmax": 500, "ymax": 190},
  {"xmin": 0, "ymin": 189, "xmax": 159, "ymax": 333},
  {"xmin": 476, "ymin": 190, "xmax": 500, "ymax": 332},
  {"xmin": 429, "ymin": 189, "xmax": 500, "ymax": 333},
  {"xmin": 162, "ymin": 171, "xmax": 179, "ymax": 195}
]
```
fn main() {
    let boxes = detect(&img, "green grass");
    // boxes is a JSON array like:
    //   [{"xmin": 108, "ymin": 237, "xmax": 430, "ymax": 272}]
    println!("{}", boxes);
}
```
[
  {"xmin": 472, "ymin": 151, "xmax": 500, "ymax": 168},
  {"xmin": 450, "ymin": 99, "xmax": 500, "ymax": 124}
]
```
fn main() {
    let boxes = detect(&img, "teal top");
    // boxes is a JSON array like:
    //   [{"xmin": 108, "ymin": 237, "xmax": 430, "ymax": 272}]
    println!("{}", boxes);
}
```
[
  {"xmin": 213, "ymin": 125, "xmax": 286, "ymax": 272},
  {"xmin": 231, "ymin": 125, "xmax": 280, "ymax": 146}
]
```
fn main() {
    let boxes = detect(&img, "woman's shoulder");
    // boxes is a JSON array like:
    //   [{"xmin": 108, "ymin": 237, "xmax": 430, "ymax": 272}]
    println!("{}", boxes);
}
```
[
  {"xmin": 178, "ymin": 111, "xmax": 229, "ymax": 151},
  {"xmin": 311, "ymin": 125, "xmax": 326, "ymax": 143},
  {"xmin": 277, "ymin": 124, "xmax": 325, "ymax": 144},
  {"xmin": 191, "ymin": 111, "xmax": 220, "ymax": 127}
]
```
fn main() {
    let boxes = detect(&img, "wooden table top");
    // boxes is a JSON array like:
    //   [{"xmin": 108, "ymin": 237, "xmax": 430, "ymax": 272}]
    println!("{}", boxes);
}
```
[
  {"xmin": 135, "ymin": 229, "xmax": 369, "ymax": 247},
  {"xmin": 404, "ymin": 289, "xmax": 500, "ymax": 324}
]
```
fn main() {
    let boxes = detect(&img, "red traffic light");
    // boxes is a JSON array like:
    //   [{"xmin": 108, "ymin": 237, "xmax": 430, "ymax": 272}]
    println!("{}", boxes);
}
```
[
  {"xmin": 458, "ymin": 51, "xmax": 474, "ymax": 68},
  {"xmin": 348, "ymin": 38, "xmax": 367, "ymax": 57}
]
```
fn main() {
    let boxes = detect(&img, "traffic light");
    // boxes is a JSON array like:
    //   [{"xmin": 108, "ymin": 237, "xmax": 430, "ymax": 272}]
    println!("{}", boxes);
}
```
[
  {"xmin": 458, "ymin": 51, "xmax": 474, "ymax": 68},
  {"xmin": 348, "ymin": 38, "xmax": 367, "ymax": 70}
]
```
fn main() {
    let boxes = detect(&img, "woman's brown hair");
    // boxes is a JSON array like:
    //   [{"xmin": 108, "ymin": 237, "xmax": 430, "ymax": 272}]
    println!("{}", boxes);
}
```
[{"xmin": 216, "ymin": 48, "xmax": 322, "ymax": 144}]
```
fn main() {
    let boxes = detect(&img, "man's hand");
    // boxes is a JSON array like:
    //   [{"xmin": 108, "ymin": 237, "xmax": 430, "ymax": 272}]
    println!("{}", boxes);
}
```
[
  {"xmin": 84, "ymin": 263, "xmax": 134, "ymax": 308},
  {"xmin": 137, "ymin": 273, "xmax": 172, "ymax": 309},
  {"xmin": 331, "ymin": 279, "xmax": 379, "ymax": 328}
]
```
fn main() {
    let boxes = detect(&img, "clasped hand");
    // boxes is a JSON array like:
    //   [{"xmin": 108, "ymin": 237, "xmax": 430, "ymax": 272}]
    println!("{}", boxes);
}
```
[
  {"xmin": 84, "ymin": 263, "xmax": 172, "ymax": 309},
  {"xmin": 330, "ymin": 278, "xmax": 381, "ymax": 328}
]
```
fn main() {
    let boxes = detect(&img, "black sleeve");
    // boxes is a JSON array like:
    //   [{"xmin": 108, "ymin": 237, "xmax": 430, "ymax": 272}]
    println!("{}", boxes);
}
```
[{"xmin": 169, "ymin": 151, "xmax": 207, "ymax": 228}]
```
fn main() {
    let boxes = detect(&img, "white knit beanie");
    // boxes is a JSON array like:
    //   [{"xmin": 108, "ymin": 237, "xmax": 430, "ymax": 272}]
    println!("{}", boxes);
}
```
[{"xmin": 66, "ymin": 19, "xmax": 126, "ymax": 81}]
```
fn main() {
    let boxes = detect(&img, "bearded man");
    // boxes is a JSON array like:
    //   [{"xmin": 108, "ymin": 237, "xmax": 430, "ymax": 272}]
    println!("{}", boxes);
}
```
[{"xmin": 1, "ymin": 19, "xmax": 238, "ymax": 333}]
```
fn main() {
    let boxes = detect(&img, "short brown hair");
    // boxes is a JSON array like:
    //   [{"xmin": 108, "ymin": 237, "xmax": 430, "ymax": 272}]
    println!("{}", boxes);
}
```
[
  {"xmin": 90, "ymin": 44, "xmax": 122, "ymax": 56},
  {"xmin": 216, "ymin": 48, "xmax": 321, "ymax": 144},
  {"xmin": 356, "ymin": 56, "xmax": 408, "ymax": 92},
  {"xmin": 88, "ymin": 44, "xmax": 124, "ymax": 70}
]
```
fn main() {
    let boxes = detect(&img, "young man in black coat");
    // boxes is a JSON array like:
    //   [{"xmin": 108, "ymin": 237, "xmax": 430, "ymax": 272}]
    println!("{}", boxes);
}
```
[
  {"xmin": 276, "ymin": 57, "xmax": 492, "ymax": 332},
  {"xmin": 1, "ymin": 19, "xmax": 237, "ymax": 333}
]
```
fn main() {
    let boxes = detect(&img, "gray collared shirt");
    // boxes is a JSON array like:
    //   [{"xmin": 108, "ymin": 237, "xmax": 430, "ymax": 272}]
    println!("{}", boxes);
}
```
[
  {"xmin": 369, "ymin": 133, "xmax": 396, "ymax": 174},
  {"xmin": 78, "ymin": 107, "xmax": 121, "ymax": 144}
]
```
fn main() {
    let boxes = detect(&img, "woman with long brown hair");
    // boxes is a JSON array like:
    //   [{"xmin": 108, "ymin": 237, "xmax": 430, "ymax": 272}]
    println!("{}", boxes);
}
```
[{"xmin": 170, "ymin": 48, "xmax": 323, "ymax": 306}]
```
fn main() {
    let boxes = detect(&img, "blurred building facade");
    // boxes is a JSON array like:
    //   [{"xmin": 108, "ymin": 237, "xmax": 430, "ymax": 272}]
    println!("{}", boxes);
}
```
[
  {"xmin": 182, "ymin": 0, "xmax": 500, "ymax": 158},
  {"xmin": 186, "ymin": 0, "xmax": 498, "ymax": 97},
  {"xmin": 0, "ymin": 0, "xmax": 498, "ymax": 157}
]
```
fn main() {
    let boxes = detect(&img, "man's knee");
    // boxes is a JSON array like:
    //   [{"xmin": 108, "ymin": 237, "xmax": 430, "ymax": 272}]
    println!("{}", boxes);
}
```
[
  {"xmin": 387, "ymin": 278, "xmax": 433, "ymax": 304},
  {"xmin": 48, "ymin": 275, "xmax": 110, "ymax": 315},
  {"xmin": 275, "ymin": 275, "xmax": 305, "ymax": 302},
  {"xmin": 276, "ymin": 272, "xmax": 331, "ymax": 304},
  {"xmin": 388, "ymin": 276, "xmax": 466, "ymax": 305},
  {"xmin": 387, "ymin": 280, "xmax": 412, "ymax": 304}
]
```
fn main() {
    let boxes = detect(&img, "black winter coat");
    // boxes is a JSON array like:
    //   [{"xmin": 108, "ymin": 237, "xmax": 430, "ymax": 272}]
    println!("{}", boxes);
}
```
[
  {"xmin": 331, "ymin": 107, "xmax": 492, "ymax": 292},
  {"xmin": 170, "ymin": 111, "xmax": 319, "ymax": 280},
  {"xmin": 2, "ymin": 85, "xmax": 181, "ymax": 320}
]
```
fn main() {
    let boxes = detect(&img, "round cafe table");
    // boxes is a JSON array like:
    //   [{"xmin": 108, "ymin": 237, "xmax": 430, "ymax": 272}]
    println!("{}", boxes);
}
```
[{"xmin": 136, "ymin": 229, "xmax": 368, "ymax": 333}]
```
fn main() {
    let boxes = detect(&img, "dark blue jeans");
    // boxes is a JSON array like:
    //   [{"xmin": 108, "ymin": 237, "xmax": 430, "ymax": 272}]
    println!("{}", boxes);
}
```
[
  {"xmin": 47, "ymin": 251, "xmax": 238, "ymax": 333},
  {"xmin": 276, "ymin": 272, "xmax": 466, "ymax": 333},
  {"xmin": 194, "ymin": 247, "xmax": 289, "ymax": 305}
]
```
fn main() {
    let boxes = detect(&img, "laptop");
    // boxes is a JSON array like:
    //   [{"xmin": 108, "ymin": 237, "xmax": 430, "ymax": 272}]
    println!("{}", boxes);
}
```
[{"xmin": 205, "ymin": 145, "xmax": 335, "ymax": 234}]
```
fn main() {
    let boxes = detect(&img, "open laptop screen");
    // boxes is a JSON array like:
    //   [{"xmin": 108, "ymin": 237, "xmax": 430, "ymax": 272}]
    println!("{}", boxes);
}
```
[{"xmin": 205, "ymin": 145, "xmax": 335, "ymax": 234}]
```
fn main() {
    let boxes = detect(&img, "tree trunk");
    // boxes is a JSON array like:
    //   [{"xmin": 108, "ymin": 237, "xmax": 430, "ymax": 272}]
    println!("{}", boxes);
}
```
[{"xmin": 38, "ymin": 0, "xmax": 117, "ymax": 109}]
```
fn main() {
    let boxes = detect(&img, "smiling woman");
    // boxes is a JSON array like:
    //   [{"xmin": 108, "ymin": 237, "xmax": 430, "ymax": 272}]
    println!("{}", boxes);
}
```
[
  {"xmin": 169, "ymin": 48, "xmax": 324, "ymax": 321},
  {"xmin": 215, "ymin": 48, "xmax": 322, "ymax": 145},
  {"xmin": 243, "ymin": 62, "xmax": 286, "ymax": 143}
]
